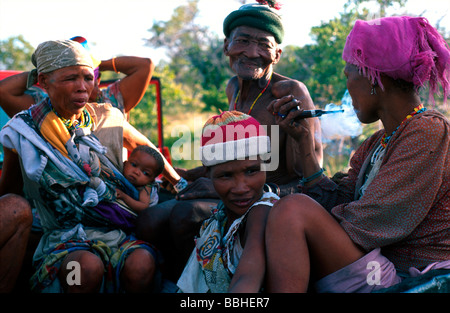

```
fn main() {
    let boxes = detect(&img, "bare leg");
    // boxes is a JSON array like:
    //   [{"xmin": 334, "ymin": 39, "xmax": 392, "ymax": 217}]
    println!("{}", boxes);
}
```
[
  {"xmin": 265, "ymin": 194, "xmax": 364, "ymax": 292},
  {"xmin": 59, "ymin": 250, "xmax": 104, "ymax": 293},
  {"xmin": 0, "ymin": 194, "xmax": 32, "ymax": 292},
  {"xmin": 120, "ymin": 248, "xmax": 156, "ymax": 293}
]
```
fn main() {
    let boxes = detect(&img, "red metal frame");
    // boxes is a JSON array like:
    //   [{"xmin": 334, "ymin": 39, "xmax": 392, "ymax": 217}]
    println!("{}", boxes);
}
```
[
  {"xmin": 0, "ymin": 70, "xmax": 23, "ymax": 80},
  {"xmin": 100, "ymin": 77, "xmax": 164, "ymax": 149}
]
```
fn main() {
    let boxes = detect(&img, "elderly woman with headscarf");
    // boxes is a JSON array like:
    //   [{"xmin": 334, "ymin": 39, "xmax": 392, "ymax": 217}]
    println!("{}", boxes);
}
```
[
  {"xmin": 265, "ymin": 16, "xmax": 450, "ymax": 293},
  {"xmin": 0, "ymin": 40, "xmax": 161, "ymax": 293}
]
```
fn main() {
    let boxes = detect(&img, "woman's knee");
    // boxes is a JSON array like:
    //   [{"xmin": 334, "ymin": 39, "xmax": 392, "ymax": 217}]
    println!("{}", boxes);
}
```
[
  {"xmin": 121, "ymin": 248, "xmax": 156, "ymax": 292},
  {"xmin": 0, "ymin": 194, "xmax": 32, "ymax": 229},
  {"xmin": 269, "ymin": 194, "xmax": 318, "ymax": 222},
  {"xmin": 60, "ymin": 250, "xmax": 104, "ymax": 292}
]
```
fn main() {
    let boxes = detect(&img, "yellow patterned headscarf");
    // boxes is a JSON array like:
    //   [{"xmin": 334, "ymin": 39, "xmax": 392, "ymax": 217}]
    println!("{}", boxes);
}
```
[{"xmin": 27, "ymin": 39, "xmax": 94, "ymax": 88}]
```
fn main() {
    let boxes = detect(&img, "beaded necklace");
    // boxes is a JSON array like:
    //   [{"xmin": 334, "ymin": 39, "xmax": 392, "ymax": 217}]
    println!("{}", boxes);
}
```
[
  {"xmin": 234, "ymin": 73, "xmax": 272, "ymax": 115},
  {"xmin": 380, "ymin": 104, "xmax": 426, "ymax": 148},
  {"xmin": 51, "ymin": 104, "xmax": 93, "ymax": 132}
]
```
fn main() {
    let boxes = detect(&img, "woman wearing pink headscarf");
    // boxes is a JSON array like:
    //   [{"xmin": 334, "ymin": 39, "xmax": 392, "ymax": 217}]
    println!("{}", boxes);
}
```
[{"xmin": 266, "ymin": 16, "xmax": 450, "ymax": 293}]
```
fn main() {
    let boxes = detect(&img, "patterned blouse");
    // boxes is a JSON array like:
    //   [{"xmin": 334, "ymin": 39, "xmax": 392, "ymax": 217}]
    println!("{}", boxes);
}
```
[{"xmin": 300, "ymin": 110, "xmax": 450, "ymax": 272}]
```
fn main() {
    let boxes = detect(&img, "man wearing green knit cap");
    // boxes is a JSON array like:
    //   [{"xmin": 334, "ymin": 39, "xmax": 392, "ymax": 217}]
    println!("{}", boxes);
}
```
[
  {"xmin": 156, "ymin": 1, "xmax": 324, "ymax": 279},
  {"xmin": 223, "ymin": 2, "xmax": 284, "ymax": 44},
  {"xmin": 222, "ymin": 0, "xmax": 323, "ymax": 185}
]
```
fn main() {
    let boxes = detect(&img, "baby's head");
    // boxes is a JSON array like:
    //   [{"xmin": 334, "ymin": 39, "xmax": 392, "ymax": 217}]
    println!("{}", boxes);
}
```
[{"xmin": 123, "ymin": 145, "xmax": 164, "ymax": 187}]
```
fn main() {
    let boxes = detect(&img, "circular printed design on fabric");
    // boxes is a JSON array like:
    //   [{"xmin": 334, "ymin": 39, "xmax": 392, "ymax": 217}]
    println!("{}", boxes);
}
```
[{"xmin": 199, "ymin": 235, "xmax": 220, "ymax": 260}]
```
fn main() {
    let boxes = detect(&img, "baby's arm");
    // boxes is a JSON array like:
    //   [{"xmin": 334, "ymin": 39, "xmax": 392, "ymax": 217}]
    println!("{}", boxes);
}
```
[{"xmin": 116, "ymin": 186, "xmax": 151, "ymax": 213}]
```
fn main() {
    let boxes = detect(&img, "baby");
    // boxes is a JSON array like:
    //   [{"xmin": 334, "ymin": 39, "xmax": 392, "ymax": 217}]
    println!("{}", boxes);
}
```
[{"xmin": 116, "ymin": 145, "xmax": 164, "ymax": 213}]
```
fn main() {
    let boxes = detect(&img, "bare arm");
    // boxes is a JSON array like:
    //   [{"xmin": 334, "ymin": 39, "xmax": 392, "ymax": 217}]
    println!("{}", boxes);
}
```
[
  {"xmin": 116, "ymin": 187, "xmax": 150, "ymax": 213},
  {"xmin": 228, "ymin": 204, "xmax": 271, "ymax": 293},
  {"xmin": 269, "ymin": 80, "xmax": 323, "ymax": 195},
  {"xmin": 0, "ymin": 72, "xmax": 35, "ymax": 117},
  {"xmin": 274, "ymin": 81, "xmax": 323, "ymax": 169},
  {"xmin": 268, "ymin": 94, "xmax": 324, "ymax": 185},
  {"xmin": 100, "ymin": 56, "xmax": 154, "ymax": 113},
  {"xmin": 0, "ymin": 148, "xmax": 24, "ymax": 196}
]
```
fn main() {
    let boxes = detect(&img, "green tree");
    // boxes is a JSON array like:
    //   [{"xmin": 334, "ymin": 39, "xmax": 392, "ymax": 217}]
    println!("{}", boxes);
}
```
[
  {"xmin": 145, "ymin": 0, "xmax": 232, "ymax": 113},
  {"xmin": 0, "ymin": 35, "xmax": 34, "ymax": 70},
  {"xmin": 347, "ymin": 0, "xmax": 407, "ymax": 17},
  {"xmin": 277, "ymin": 0, "xmax": 414, "ymax": 107},
  {"xmin": 276, "ymin": 0, "xmax": 412, "ymax": 174},
  {"xmin": 277, "ymin": 8, "xmax": 368, "ymax": 106}
]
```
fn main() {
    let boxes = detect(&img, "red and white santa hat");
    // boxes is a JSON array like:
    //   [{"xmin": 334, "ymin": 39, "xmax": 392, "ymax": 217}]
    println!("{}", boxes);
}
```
[{"xmin": 200, "ymin": 111, "xmax": 271, "ymax": 166}]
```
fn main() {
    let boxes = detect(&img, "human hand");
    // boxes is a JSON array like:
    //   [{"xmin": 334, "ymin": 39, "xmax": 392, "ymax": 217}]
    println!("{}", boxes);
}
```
[
  {"xmin": 160, "ymin": 177, "xmax": 177, "ymax": 194},
  {"xmin": 176, "ymin": 177, "xmax": 219, "ymax": 201},
  {"xmin": 116, "ymin": 188, "xmax": 125, "ymax": 199},
  {"xmin": 175, "ymin": 166, "xmax": 207, "ymax": 182},
  {"xmin": 267, "ymin": 95, "xmax": 313, "ymax": 144}
]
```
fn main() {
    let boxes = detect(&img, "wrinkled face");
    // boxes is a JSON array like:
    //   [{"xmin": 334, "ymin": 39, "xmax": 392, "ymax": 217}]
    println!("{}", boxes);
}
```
[
  {"xmin": 224, "ymin": 26, "xmax": 281, "ymax": 80},
  {"xmin": 123, "ymin": 150, "xmax": 158, "ymax": 187},
  {"xmin": 210, "ymin": 158, "xmax": 266, "ymax": 220},
  {"xmin": 38, "ymin": 65, "xmax": 94, "ymax": 119},
  {"xmin": 344, "ymin": 63, "xmax": 379, "ymax": 124}
]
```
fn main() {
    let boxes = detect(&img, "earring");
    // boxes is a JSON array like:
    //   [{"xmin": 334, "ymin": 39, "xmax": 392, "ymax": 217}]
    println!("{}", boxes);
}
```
[{"xmin": 371, "ymin": 81, "xmax": 378, "ymax": 95}]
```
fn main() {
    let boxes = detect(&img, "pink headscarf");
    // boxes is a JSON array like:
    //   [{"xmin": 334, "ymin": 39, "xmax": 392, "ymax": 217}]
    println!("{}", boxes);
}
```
[{"xmin": 343, "ymin": 16, "xmax": 450, "ymax": 103}]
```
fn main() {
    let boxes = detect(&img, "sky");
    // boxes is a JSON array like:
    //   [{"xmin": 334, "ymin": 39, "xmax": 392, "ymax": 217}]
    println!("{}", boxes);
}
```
[{"xmin": 0, "ymin": 0, "xmax": 449, "ymax": 64}]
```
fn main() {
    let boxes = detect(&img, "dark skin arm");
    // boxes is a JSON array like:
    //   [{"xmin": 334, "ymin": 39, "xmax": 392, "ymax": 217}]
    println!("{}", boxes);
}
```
[
  {"xmin": 0, "ymin": 56, "xmax": 154, "ymax": 118},
  {"xmin": 0, "ymin": 147, "xmax": 24, "ymax": 196},
  {"xmin": 99, "ymin": 56, "xmax": 154, "ymax": 113},
  {"xmin": 267, "ymin": 95, "xmax": 324, "ymax": 185},
  {"xmin": 270, "ymin": 79, "xmax": 323, "ymax": 174},
  {"xmin": 228, "ymin": 204, "xmax": 271, "ymax": 292},
  {"xmin": 0, "ymin": 72, "xmax": 35, "ymax": 117},
  {"xmin": 116, "ymin": 186, "xmax": 151, "ymax": 213}
]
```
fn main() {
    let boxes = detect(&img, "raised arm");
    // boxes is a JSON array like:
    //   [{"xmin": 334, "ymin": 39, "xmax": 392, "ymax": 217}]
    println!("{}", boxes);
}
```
[
  {"xmin": 99, "ymin": 56, "xmax": 154, "ymax": 113},
  {"xmin": 0, "ymin": 72, "xmax": 35, "ymax": 117}
]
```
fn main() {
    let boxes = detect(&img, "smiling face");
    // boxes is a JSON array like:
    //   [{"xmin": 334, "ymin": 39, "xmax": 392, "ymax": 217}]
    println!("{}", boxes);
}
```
[
  {"xmin": 224, "ymin": 26, "xmax": 281, "ymax": 80},
  {"xmin": 39, "ymin": 65, "xmax": 94, "ymax": 120},
  {"xmin": 123, "ymin": 150, "xmax": 158, "ymax": 187},
  {"xmin": 344, "ymin": 63, "xmax": 380, "ymax": 124},
  {"xmin": 210, "ymin": 158, "xmax": 266, "ymax": 221}
]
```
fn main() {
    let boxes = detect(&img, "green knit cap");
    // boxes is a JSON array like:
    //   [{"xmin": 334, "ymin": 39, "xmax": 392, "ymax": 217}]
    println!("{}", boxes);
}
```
[{"xmin": 223, "ymin": 3, "xmax": 284, "ymax": 44}]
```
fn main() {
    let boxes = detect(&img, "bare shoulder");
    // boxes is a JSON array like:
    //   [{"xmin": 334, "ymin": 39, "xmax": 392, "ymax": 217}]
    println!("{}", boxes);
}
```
[
  {"xmin": 225, "ymin": 76, "xmax": 240, "ymax": 106},
  {"xmin": 225, "ymin": 76, "xmax": 239, "ymax": 95},
  {"xmin": 247, "ymin": 203, "xmax": 271, "ymax": 224},
  {"xmin": 272, "ymin": 73, "xmax": 314, "ymax": 109}
]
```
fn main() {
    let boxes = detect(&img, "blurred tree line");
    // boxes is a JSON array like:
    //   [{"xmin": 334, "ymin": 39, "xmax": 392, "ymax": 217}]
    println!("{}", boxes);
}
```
[{"xmin": 1, "ymin": 0, "xmax": 449, "ymax": 172}]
